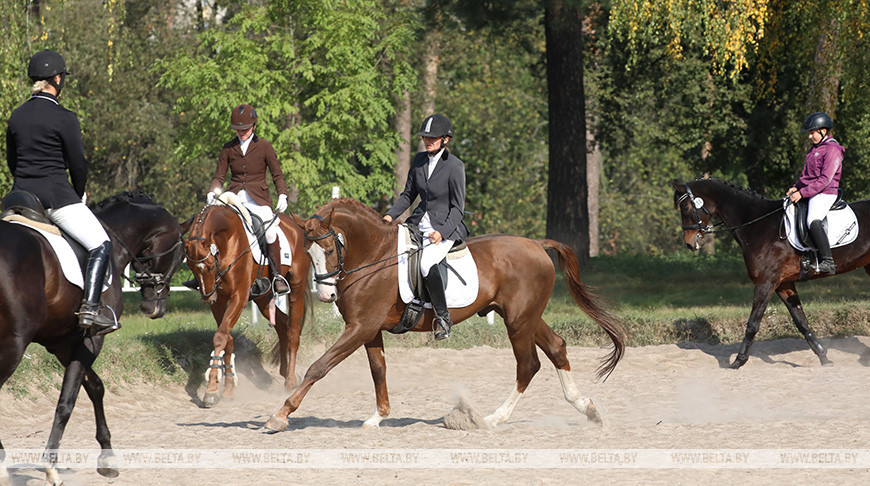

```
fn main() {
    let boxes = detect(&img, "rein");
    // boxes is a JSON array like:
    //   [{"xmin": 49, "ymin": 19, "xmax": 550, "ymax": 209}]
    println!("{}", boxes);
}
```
[{"xmin": 678, "ymin": 181, "xmax": 786, "ymax": 235}]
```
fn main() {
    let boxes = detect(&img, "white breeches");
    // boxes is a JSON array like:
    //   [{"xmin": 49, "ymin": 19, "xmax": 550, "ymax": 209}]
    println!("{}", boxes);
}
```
[
  {"xmin": 46, "ymin": 202, "xmax": 110, "ymax": 251},
  {"xmin": 237, "ymin": 190, "xmax": 278, "ymax": 244},
  {"xmin": 807, "ymin": 193, "xmax": 837, "ymax": 225},
  {"xmin": 420, "ymin": 237, "xmax": 455, "ymax": 276}
]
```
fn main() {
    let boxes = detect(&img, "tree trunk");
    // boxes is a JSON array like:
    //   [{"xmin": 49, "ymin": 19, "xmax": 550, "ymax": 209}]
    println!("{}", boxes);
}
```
[
  {"xmin": 586, "ymin": 127, "xmax": 599, "ymax": 257},
  {"xmin": 808, "ymin": 17, "xmax": 842, "ymax": 119},
  {"xmin": 545, "ymin": 0, "xmax": 589, "ymax": 264},
  {"xmin": 417, "ymin": 30, "xmax": 441, "ymax": 153}
]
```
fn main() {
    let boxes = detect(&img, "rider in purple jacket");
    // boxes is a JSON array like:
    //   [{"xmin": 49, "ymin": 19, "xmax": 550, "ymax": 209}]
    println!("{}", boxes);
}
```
[{"xmin": 786, "ymin": 112, "xmax": 845, "ymax": 275}]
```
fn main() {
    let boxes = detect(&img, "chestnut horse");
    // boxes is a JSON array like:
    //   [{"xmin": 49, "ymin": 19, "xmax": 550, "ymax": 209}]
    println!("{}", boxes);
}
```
[
  {"xmin": 671, "ymin": 178, "xmax": 870, "ymax": 368},
  {"xmin": 263, "ymin": 198, "xmax": 627, "ymax": 432},
  {"xmin": 0, "ymin": 191, "xmax": 184, "ymax": 485},
  {"xmin": 184, "ymin": 198, "xmax": 310, "ymax": 408}
]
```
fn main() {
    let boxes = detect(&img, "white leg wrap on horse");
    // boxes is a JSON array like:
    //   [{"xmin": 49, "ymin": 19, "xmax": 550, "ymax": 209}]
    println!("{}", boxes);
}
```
[
  {"xmin": 205, "ymin": 350, "xmax": 225, "ymax": 382},
  {"xmin": 225, "ymin": 352, "xmax": 237, "ymax": 387},
  {"xmin": 45, "ymin": 466, "xmax": 62, "ymax": 486},
  {"xmin": 557, "ymin": 369, "xmax": 601, "ymax": 424},
  {"xmin": 484, "ymin": 385, "xmax": 523, "ymax": 428},
  {"xmin": 362, "ymin": 410, "xmax": 385, "ymax": 428}
]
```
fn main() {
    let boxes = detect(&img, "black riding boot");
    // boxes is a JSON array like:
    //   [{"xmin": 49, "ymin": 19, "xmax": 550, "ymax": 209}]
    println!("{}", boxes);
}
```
[
  {"xmin": 423, "ymin": 269, "xmax": 452, "ymax": 340},
  {"xmin": 809, "ymin": 220, "xmax": 836, "ymax": 275},
  {"xmin": 267, "ymin": 241, "xmax": 290, "ymax": 295},
  {"xmin": 78, "ymin": 241, "xmax": 118, "ymax": 332}
]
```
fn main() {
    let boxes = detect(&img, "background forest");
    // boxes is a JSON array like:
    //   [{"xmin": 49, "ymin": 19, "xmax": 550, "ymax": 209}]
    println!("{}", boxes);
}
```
[{"xmin": 1, "ymin": 0, "xmax": 868, "ymax": 259}]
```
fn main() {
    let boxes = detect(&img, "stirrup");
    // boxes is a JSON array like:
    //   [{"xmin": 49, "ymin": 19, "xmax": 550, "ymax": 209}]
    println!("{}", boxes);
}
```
[
  {"xmin": 272, "ymin": 275, "xmax": 290, "ymax": 296},
  {"xmin": 433, "ymin": 316, "xmax": 452, "ymax": 341},
  {"xmin": 817, "ymin": 259, "xmax": 836, "ymax": 275},
  {"xmin": 77, "ymin": 304, "xmax": 121, "ymax": 335}
]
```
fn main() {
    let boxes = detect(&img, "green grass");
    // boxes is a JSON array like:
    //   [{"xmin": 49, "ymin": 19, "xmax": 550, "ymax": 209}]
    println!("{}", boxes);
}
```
[{"xmin": 6, "ymin": 252, "xmax": 870, "ymax": 396}]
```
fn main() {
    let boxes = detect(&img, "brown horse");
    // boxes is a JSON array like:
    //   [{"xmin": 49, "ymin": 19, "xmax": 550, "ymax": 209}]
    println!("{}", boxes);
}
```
[
  {"xmin": 184, "ymin": 197, "xmax": 310, "ymax": 407},
  {"xmin": 262, "ymin": 198, "xmax": 627, "ymax": 432},
  {"xmin": 0, "ymin": 191, "xmax": 184, "ymax": 485},
  {"xmin": 671, "ymin": 178, "xmax": 870, "ymax": 368}
]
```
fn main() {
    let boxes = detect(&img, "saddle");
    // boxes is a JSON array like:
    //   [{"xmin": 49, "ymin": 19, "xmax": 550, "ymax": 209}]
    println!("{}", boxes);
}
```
[
  {"xmin": 1, "ymin": 190, "xmax": 91, "ymax": 268},
  {"xmin": 391, "ymin": 224, "xmax": 467, "ymax": 335},
  {"xmin": 793, "ymin": 189, "xmax": 846, "ymax": 249}
]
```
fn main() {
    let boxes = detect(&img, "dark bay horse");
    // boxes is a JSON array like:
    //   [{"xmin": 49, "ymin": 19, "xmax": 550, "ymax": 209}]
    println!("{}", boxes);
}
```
[
  {"xmin": 671, "ymin": 178, "xmax": 870, "ymax": 368},
  {"xmin": 0, "ymin": 191, "xmax": 184, "ymax": 485},
  {"xmin": 263, "ymin": 198, "xmax": 627, "ymax": 432},
  {"xmin": 184, "ymin": 198, "xmax": 310, "ymax": 408}
]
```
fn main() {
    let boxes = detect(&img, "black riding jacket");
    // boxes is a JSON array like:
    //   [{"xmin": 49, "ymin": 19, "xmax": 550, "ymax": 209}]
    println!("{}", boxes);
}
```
[{"xmin": 6, "ymin": 91, "xmax": 88, "ymax": 209}]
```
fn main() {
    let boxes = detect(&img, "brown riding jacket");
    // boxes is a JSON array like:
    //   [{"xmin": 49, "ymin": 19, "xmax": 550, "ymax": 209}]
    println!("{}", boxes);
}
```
[{"xmin": 209, "ymin": 135, "xmax": 288, "ymax": 208}]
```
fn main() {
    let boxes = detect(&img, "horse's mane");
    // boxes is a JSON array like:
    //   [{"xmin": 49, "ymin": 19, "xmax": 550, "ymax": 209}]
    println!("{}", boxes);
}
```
[
  {"xmin": 93, "ymin": 190, "xmax": 159, "ymax": 209},
  {"xmin": 690, "ymin": 177, "xmax": 769, "ymax": 201},
  {"xmin": 316, "ymin": 197, "xmax": 384, "ymax": 221}
]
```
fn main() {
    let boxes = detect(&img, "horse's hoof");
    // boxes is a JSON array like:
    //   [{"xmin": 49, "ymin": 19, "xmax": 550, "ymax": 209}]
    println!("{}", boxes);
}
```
[
  {"xmin": 585, "ymin": 401, "xmax": 603, "ymax": 426},
  {"xmin": 730, "ymin": 355, "xmax": 748, "ymax": 369},
  {"xmin": 264, "ymin": 414, "xmax": 289, "ymax": 432},
  {"xmin": 97, "ymin": 452, "xmax": 119, "ymax": 478},
  {"xmin": 202, "ymin": 392, "xmax": 221, "ymax": 408}
]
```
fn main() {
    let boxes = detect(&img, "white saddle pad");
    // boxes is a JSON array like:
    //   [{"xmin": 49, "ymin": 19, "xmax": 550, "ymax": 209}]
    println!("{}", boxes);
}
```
[
  {"xmin": 217, "ymin": 193, "xmax": 293, "ymax": 267},
  {"xmin": 8, "ymin": 220, "xmax": 111, "ymax": 290},
  {"xmin": 783, "ymin": 199, "xmax": 859, "ymax": 251},
  {"xmin": 397, "ymin": 225, "xmax": 479, "ymax": 308}
]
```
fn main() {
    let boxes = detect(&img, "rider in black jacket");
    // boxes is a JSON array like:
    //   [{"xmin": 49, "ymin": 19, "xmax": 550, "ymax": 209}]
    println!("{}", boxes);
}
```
[{"xmin": 6, "ymin": 49, "xmax": 116, "ymax": 333}]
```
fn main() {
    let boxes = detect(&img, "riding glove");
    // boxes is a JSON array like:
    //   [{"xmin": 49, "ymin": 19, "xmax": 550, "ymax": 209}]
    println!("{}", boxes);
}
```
[{"xmin": 276, "ymin": 194, "xmax": 288, "ymax": 213}]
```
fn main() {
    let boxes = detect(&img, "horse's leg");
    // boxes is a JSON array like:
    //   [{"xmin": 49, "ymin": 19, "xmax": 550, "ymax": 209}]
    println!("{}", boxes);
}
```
[
  {"xmin": 776, "ymin": 282, "xmax": 832, "ymax": 366},
  {"xmin": 534, "ymin": 320, "xmax": 602, "ymax": 425},
  {"xmin": 484, "ymin": 319, "xmax": 541, "ymax": 427},
  {"xmin": 732, "ymin": 281, "xmax": 777, "ymax": 369},
  {"xmin": 202, "ymin": 297, "xmax": 237, "ymax": 407},
  {"xmin": 362, "ymin": 331, "xmax": 389, "ymax": 428},
  {"xmin": 264, "ymin": 324, "xmax": 373, "ymax": 432},
  {"xmin": 259, "ymin": 286, "xmax": 305, "ymax": 392},
  {"xmin": 81, "ymin": 366, "xmax": 119, "ymax": 478},
  {"xmin": 222, "ymin": 333, "xmax": 236, "ymax": 398},
  {"xmin": 42, "ymin": 358, "xmax": 88, "ymax": 485}
]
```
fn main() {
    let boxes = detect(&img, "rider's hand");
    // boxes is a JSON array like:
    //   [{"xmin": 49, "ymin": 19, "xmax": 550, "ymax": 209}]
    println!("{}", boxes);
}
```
[
  {"xmin": 207, "ymin": 191, "xmax": 216, "ymax": 204},
  {"xmin": 383, "ymin": 214, "xmax": 393, "ymax": 223},
  {"xmin": 276, "ymin": 194, "xmax": 288, "ymax": 213},
  {"xmin": 428, "ymin": 230, "xmax": 443, "ymax": 244},
  {"xmin": 789, "ymin": 191, "xmax": 802, "ymax": 203}
]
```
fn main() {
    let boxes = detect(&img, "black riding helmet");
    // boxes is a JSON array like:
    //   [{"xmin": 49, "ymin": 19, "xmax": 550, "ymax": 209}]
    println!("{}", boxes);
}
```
[
  {"xmin": 28, "ymin": 49, "xmax": 69, "ymax": 92},
  {"xmin": 802, "ymin": 112, "xmax": 833, "ymax": 133},
  {"xmin": 418, "ymin": 114, "xmax": 453, "ymax": 138}
]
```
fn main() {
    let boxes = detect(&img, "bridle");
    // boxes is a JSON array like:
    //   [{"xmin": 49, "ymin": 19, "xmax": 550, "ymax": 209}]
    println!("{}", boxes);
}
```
[
  {"xmin": 105, "ymin": 226, "xmax": 184, "ymax": 301},
  {"xmin": 677, "ymin": 181, "xmax": 786, "ymax": 237},
  {"xmin": 305, "ymin": 214, "xmax": 417, "ymax": 286}
]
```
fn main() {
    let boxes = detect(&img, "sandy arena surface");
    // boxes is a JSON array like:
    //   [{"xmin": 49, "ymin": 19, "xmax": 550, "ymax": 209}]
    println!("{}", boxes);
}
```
[{"xmin": 3, "ymin": 336, "xmax": 870, "ymax": 484}]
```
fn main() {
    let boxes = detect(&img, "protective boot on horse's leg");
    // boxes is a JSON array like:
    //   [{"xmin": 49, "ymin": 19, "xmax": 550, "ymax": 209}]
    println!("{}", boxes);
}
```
[
  {"xmin": 267, "ymin": 240, "xmax": 290, "ymax": 295},
  {"xmin": 423, "ymin": 266, "xmax": 452, "ymax": 340},
  {"xmin": 77, "ymin": 240, "xmax": 117, "ymax": 332},
  {"xmin": 809, "ymin": 220, "xmax": 836, "ymax": 275}
]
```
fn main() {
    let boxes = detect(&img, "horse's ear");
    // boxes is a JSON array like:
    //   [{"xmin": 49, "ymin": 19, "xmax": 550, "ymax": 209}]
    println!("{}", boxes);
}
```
[
  {"xmin": 291, "ymin": 212, "xmax": 306, "ymax": 228},
  {"xmin": 322, "ymin": 207, "xmax": 335, "ymax": 227},
  {"xmin": 179, "ymin": 215, "xmax": 195, "ymax": 236},
  {"xmin": 669, "ymin": 179, "xmax": 684, "ymax": 191}
]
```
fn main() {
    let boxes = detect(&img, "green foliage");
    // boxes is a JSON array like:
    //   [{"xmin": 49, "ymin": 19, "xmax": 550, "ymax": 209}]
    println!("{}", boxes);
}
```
[{"xmin": 157, "ymin": 1, "xmax": 418, "ymax": 211}]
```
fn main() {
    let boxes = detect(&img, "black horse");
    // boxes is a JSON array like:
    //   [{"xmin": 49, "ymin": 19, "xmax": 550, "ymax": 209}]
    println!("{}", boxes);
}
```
[
  {"xmin": 0, "ymin": 191, "xmax": 184, "ymax": 485},
  {"xmin": 670, "ymin": 178, "xmax": 870, "ymax": 369}
]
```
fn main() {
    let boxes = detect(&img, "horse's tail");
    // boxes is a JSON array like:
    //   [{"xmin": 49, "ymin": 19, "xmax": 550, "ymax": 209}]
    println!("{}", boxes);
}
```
[
  {"xmin": 270, "ymin": 281, "xmax": 314, "ymax": 366},
  {"xmin": 538, "ymin": 239, "xmax": 628, "ymax": 381}
]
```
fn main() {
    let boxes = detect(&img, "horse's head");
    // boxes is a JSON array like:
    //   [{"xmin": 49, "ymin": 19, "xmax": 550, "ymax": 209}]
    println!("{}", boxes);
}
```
[
  {"xmin": 296, "ymin": 208, "xmax": 343, "ymax": 303},
  {"xmin": 670, "ymin": 179, "xmax": 718, "ymax": 251},
  {"xmin": 184, "ymin": 205, "xmax": 226, "ymax": 305},
  {"xmin": 95, "ymin": 191, "xmax": 185, "ymax": 318}
]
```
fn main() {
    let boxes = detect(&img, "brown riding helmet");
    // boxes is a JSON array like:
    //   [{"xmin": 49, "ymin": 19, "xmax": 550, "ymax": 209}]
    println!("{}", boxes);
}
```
[{"xmin": 230, "ymin": 104, "xmax": 257, "ymax": 130}]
